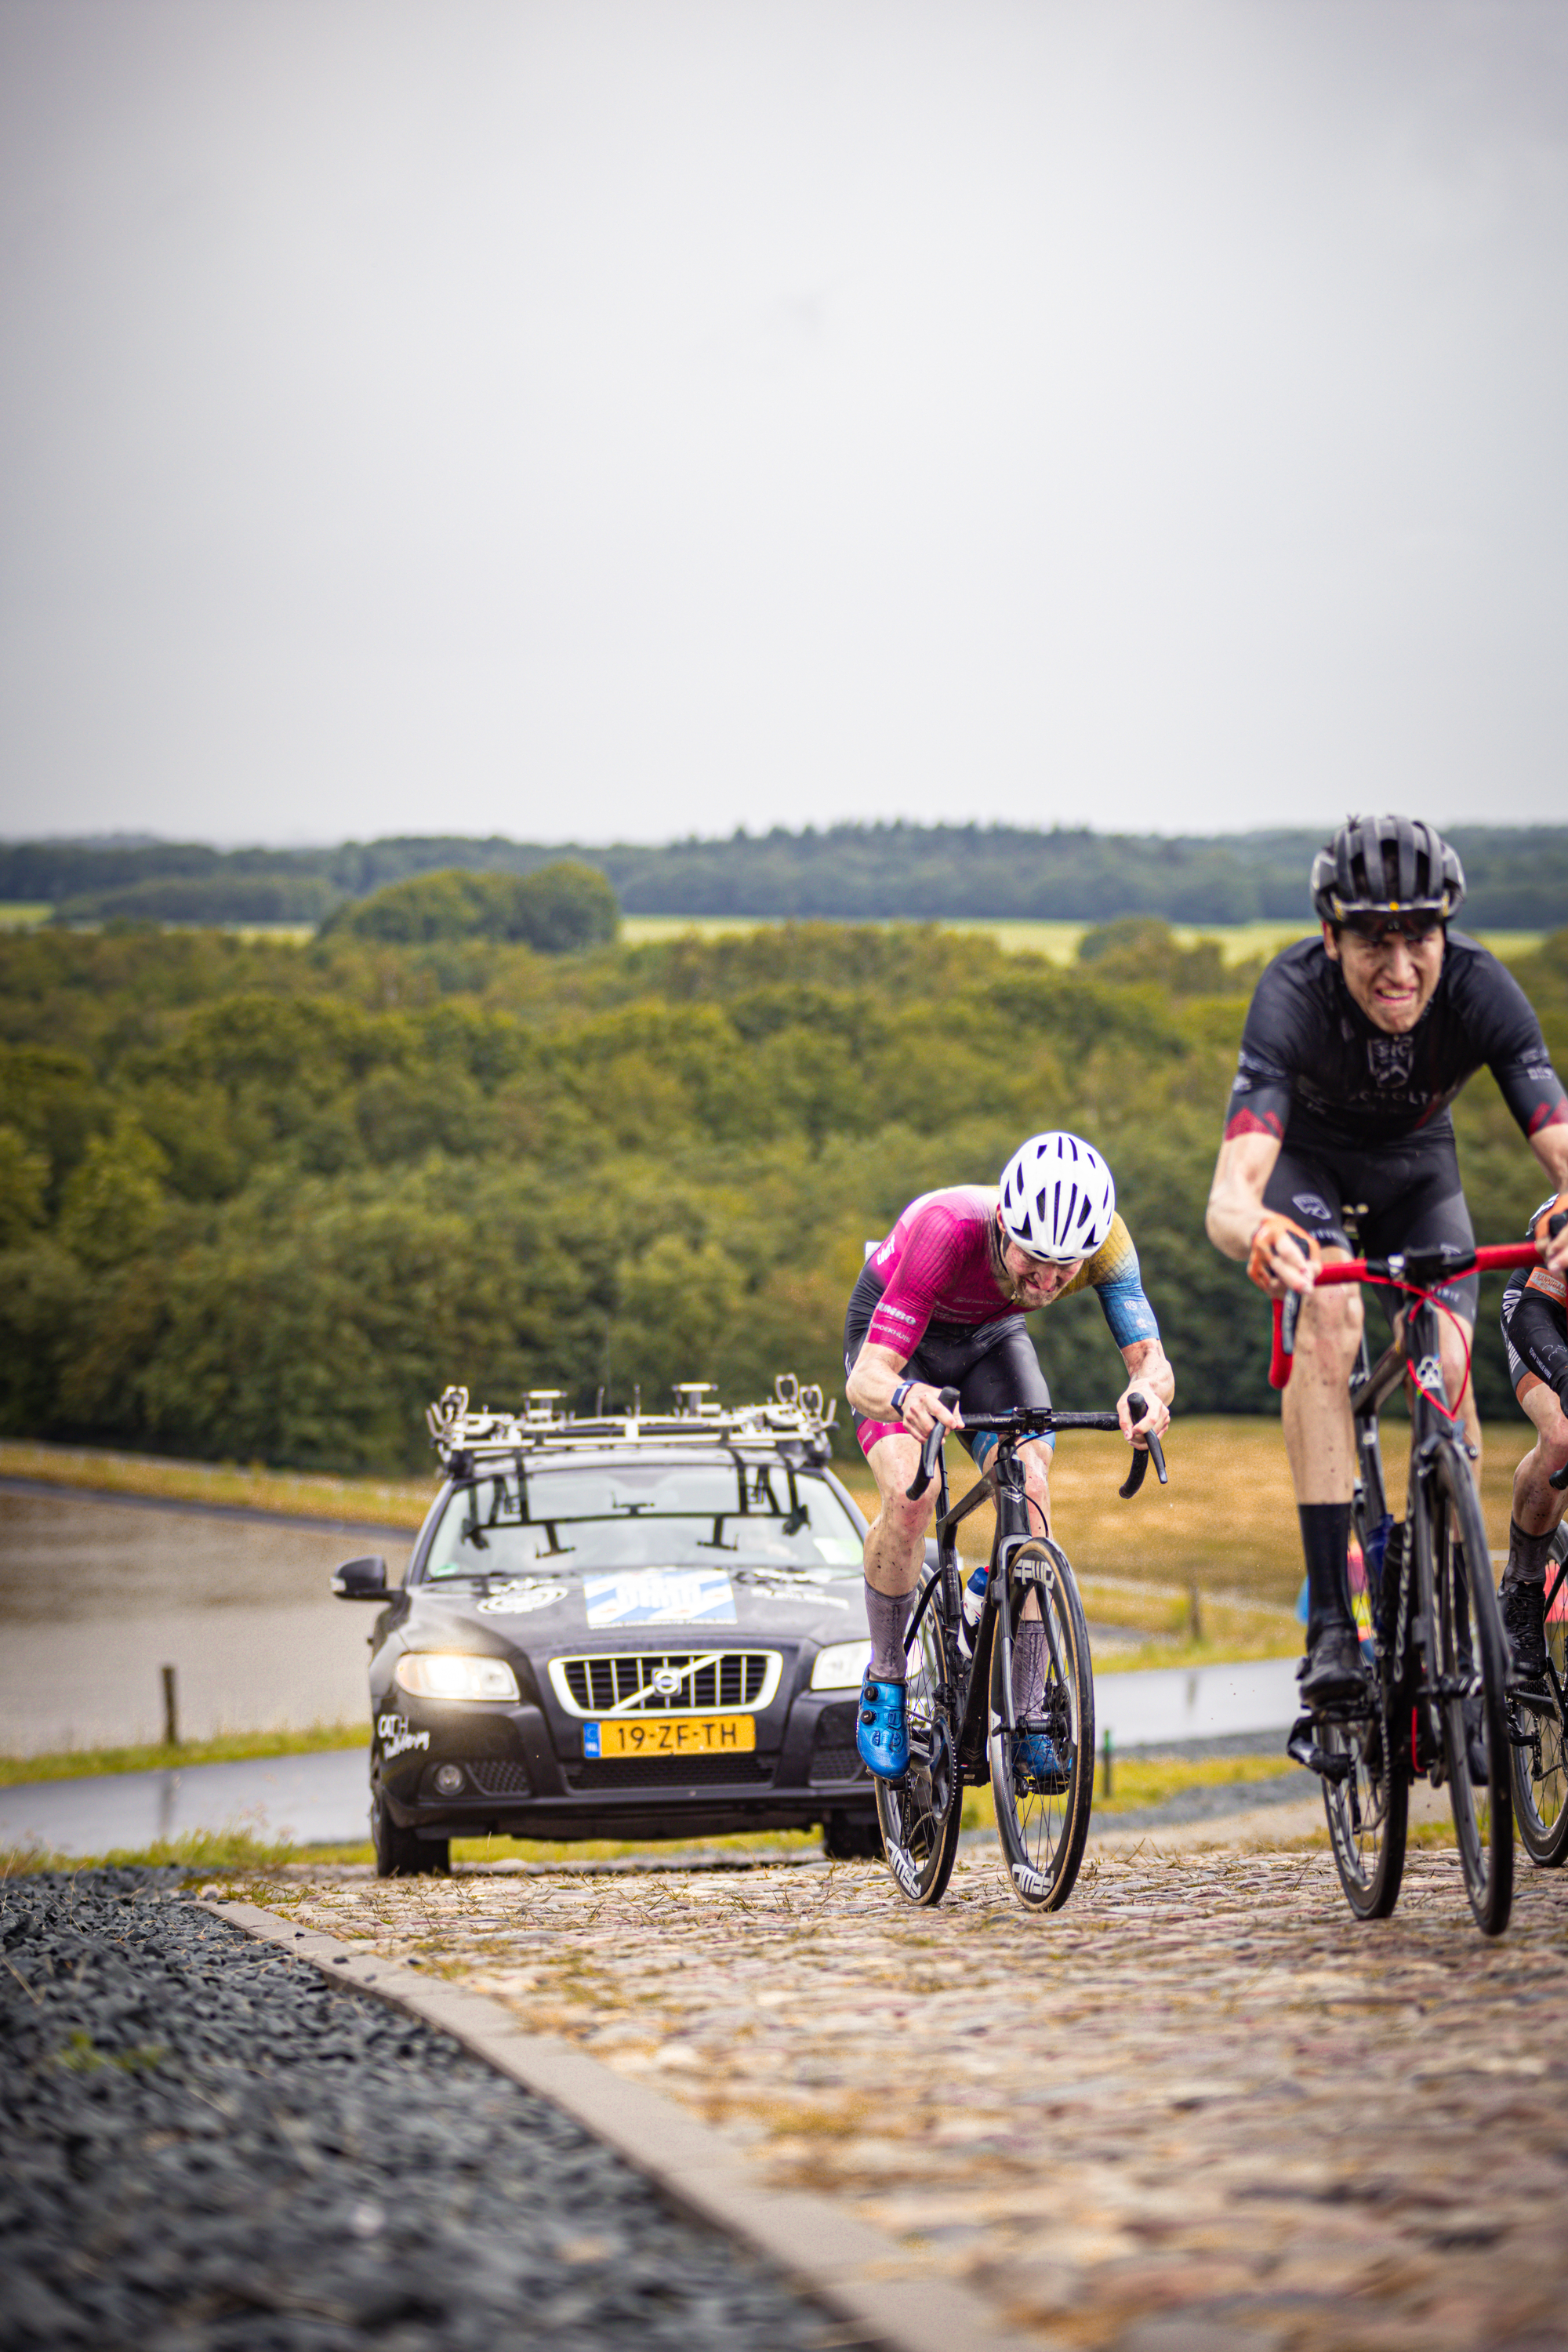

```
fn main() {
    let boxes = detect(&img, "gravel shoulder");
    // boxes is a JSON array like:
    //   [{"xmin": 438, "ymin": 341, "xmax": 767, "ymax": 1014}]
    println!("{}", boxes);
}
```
[
  {"xmin": 252, "ymin": 1813, "xmax": 1568, "ymax": 2352},
  {"xmin": 0, "ymin": 1870, "xmax": 846, "ymax": 2352}
]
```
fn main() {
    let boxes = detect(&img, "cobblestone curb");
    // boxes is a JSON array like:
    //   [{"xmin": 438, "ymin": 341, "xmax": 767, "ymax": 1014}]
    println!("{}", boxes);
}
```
[{"xmin": 208, "ymin": 1896, "xmax": 1037, "ymax": 2352}]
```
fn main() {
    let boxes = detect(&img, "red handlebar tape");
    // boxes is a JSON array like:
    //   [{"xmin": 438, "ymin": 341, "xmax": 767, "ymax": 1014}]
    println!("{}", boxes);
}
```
[{"xmin": 1268, "ymin": 1241, "xmax": 1542, "ymax": 1390}]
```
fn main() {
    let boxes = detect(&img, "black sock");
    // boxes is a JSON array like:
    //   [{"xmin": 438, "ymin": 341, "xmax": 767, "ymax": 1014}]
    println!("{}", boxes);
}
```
[
  {"xmin": 1504, "ymin": 1520, "xmax": 1558, "ymax": 1590},
  {"xmin": 1299, "ymin": 1503, "xmax": 1353, "ymax": 1646}
]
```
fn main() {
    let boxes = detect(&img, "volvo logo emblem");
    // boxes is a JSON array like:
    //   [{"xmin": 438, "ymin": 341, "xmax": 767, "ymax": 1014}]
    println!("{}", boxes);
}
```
[{"xmin": 651, "ymin": 1667, "xmax": 684, "ymax": 1697}]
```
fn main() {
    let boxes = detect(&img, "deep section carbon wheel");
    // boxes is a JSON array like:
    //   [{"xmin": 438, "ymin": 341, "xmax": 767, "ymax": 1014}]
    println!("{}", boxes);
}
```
[
  {"xmin": 988, "ymin": 1538, "xmax": 1094, "ymax": 1911},
  {"xmin": 1511, "ymin": 1527, "xmax": 1568, "ymax": 1867},
  {"xmin": 1427, "ymin": 1440, "xmax": 1513, "ymax": 1936},
  {"xmin": 874, "ymin": 1574, "xmax": 961, "ymax": 1906}
]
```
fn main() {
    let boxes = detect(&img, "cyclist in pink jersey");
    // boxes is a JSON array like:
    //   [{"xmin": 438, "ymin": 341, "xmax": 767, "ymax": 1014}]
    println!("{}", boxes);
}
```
[{"xmin": 844, "ymin": 1131, "xmax": 1174, "ymax": 1777}]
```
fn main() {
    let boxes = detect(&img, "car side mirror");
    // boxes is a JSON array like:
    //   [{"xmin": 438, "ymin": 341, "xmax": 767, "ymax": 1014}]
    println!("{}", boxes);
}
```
[{"xmin": 333, "ymin": 1555, "xmax": 388, "ymax": 1600}]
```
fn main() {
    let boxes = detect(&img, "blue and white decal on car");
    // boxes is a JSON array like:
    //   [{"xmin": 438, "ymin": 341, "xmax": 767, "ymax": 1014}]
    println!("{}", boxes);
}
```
[{"xmin": 583, "ymin": 1570, "xmax": 737, "ymax": 1628}]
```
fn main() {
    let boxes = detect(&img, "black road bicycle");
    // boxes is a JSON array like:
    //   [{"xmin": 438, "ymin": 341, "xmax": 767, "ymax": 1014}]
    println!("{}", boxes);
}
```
[
  {"xmin": 1276, "ymin": 1236, "xmax": 1544, "ymax": 1937},
  {"xmin": 874, "ymin": 1392, "xmax": 1167, "ymax": 1914}
]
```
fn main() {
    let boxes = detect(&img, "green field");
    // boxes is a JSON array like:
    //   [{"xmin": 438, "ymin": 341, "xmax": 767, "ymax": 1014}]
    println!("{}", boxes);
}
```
[{"xmin": 621, "ymin": 915, "xmax": 1543, "ymax": 964}]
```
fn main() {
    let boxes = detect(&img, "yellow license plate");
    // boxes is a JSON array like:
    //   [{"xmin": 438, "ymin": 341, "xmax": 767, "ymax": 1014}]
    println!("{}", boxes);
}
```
[{"xmin": 582, "ymin": 1715, "xmax": 757, "ymax": 1759}]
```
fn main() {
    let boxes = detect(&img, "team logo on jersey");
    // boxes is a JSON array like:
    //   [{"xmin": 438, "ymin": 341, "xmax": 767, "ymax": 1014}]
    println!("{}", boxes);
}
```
[
  {"xmin": 1367, "ymin": 1035, "xmax": 1415, "ymax": 1087},
  {"xmin": 1291, "ymin": 1192, "xmax": 1332, "ymax": 1224}
]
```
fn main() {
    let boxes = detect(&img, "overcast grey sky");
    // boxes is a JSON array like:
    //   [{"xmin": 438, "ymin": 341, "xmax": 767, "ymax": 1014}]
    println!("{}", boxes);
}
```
[{"xmin": 2, "ymin": 0, "xmax": 1566, "ymax": 845}]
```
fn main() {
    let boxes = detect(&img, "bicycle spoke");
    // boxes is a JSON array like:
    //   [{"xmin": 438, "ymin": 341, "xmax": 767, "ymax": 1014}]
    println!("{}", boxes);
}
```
[
  {"xmin": 989, "ymin": 1540, "xmax": 1094, "ymax": 1912},
  {"xmin": 1427, "ymin": 1443, "xmax": 1513, "ymax": 1935},
  {"xmin": 1512, "ymin": 1532, "xmax": 1568, "ymax": 1867},
  {"xmin": 874, "ymin": 1573, "xmax": 961, "ymax": 1906}
]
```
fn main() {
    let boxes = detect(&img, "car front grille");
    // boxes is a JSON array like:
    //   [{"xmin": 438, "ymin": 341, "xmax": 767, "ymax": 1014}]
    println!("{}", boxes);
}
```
[
  {"xmin": 564, "ymin": 1754, "xmax": 775, "ymax": 1789},
  {"xmin": 554, "ymin": 1650, "xmax": 777, "ymax": 1716},
  {"xmin": 466, "ymin": 1759, "xmax": 532, "ymax": 1797},
  {"xmin": 809, "ymin": 1701, "xmax": 868, "ymax": 1788}
]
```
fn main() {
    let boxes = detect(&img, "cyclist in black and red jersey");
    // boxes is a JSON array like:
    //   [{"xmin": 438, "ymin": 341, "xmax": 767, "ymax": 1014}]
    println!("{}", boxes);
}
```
[
  {"xmin": 1206, "ymin": 815, "xmax": 1568, "ymax": 1707},
  {"xmin": 1499, "ymin": 1199, "xmax": 1568, "ymax": 1681},
  {"xmin": 843, "ymin": 1130, "xmax": 1174, "ymax": 1778}
]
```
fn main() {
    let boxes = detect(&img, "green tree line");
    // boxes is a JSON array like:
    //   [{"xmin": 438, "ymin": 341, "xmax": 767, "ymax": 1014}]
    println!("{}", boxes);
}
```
[
  {"xmin": 9, "ymin": 822, "xmax": 1568, "ymax": 929},
  {"xmin": 1, "ymin": 911, "xmax": 1563, "ymax": 1472}
]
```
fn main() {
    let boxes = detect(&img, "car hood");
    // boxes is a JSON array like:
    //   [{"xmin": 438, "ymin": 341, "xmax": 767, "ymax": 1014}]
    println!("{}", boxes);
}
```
[{"xmin": 401, "ymin": 1565, "xmax": 868, "ymax": 1646}]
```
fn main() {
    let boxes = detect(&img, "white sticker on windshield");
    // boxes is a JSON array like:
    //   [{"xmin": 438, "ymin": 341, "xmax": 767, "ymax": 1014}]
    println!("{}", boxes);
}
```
[
  {"xmin": 584, "ymin": 1571, "xmax": 737, "ymax": 1627},
  {"xmin": 477, "ymin": 1580, "xmax": 570, "ymax": 1617}
]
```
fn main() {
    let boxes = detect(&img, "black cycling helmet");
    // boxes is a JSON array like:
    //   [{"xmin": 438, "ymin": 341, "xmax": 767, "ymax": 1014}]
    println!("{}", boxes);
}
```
[{"xmin": 1310, "ymin": 815, "xmax": 1465, "ymax": 927}]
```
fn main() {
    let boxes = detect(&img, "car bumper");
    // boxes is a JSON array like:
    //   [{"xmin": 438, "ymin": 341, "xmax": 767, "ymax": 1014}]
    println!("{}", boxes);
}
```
[{"xmin": 373, "ymin": 1693, "xmax": 873, "ymax": 1841}]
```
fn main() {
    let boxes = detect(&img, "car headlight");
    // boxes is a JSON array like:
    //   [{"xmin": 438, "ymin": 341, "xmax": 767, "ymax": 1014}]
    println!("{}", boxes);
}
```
[
  {"xmin": 394, "ymin": 1653, "xmax": 520, "ymax": 1703},
  {"xmin": 811, "ymin": 1639, "xmax": 873, "ymax": 1691}
]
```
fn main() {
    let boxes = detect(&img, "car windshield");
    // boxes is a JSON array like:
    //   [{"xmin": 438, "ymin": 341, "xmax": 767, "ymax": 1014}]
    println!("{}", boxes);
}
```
[{"xmin": 420, "ymin": 1461, "xmax": 865, "ymax": 1581}]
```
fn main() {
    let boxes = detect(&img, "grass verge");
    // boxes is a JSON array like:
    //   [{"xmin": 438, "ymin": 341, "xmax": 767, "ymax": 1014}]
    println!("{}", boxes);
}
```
[
  {"xmin": 0, "ymin": 1724, "xmax": 368, "ymax": 1788},
  {"xmin": 0, "ymin": 1437, "xmax": 433, "ymax": 1528},
  {"xmin": 0, "ymin": 1824, "xmax": 825, "ymax": 1878}
]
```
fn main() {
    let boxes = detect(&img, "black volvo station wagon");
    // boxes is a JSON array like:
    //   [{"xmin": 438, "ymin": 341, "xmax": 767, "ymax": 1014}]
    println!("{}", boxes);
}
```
[{"xmin": 334, "ymin": 1379, "xmax": 878, "ymax": 1873}]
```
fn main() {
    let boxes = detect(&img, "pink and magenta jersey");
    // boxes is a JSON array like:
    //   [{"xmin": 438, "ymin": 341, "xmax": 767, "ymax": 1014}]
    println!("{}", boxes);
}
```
[{"xmin": 864, "ymin": 1185, "xmax": 1159, "ymax": 1359}]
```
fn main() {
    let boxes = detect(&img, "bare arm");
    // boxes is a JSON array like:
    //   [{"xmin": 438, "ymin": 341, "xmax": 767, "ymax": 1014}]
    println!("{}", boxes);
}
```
[
  {"xmin": 1116, "ymin": 1337, "xmax": 1173, "ymax": 1446},
  {"xmin": 1205, "ymin": 1130, "xmax": 1319, "ymax": 1297},
  {"xmin": 844, "ymin": 1341, "xmax": 963, "ymax": 1439},
  {"xmin": 1205, "ymin": 1131, "xmax": 1283, "ymax": 1261}
]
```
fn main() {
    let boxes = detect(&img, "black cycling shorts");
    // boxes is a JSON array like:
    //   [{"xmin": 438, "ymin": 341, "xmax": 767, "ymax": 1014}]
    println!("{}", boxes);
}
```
[
  {"xmin": 1261, "ymin": 1127, "xmax": 1479, "ymax": 1322},
  {"xmin": 1501, "ymin": 1271, "xmax": 1568, "ymax": 1406},
  {"xmin": 843, "ymin": 1261, "xmax": 1051, "ymax": 1465}
]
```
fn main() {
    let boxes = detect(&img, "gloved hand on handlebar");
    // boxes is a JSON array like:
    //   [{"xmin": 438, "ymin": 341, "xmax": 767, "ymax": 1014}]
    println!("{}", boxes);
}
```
[{"xmin": 1247, "ymin": 1213, "xmax": 1320, "ymax": 1298}]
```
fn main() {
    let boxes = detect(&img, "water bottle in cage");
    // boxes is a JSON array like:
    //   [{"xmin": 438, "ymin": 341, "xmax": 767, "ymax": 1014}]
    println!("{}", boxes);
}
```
[{"xmin": 958, "ymin": 1563, "xmax": 988, "ymax": 1658}]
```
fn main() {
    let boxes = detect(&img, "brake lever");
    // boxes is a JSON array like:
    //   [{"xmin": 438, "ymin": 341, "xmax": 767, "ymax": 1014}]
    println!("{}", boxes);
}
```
[
  {"xmin": 904, "ymin": 1387, "xmax": 960, "ymax": 1501},
  {"xmin": 1118, "ymin": 1391, "xmax": 1169, "ymax": 1498}
]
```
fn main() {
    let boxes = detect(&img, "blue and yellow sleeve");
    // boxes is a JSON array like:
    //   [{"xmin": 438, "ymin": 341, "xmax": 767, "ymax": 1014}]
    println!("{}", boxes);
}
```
[{"xmin": 1064, "ymin": 1214, "xmax": 1161, "ymax": 1348}]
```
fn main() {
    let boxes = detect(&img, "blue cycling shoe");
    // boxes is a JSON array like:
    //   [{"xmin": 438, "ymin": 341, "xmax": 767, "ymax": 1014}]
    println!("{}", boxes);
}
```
[
  {"xmin": 856, "ymin": 1671, "xmax": 909, "ymax": 1780},
  {"xmin": 1014, "ymin": 1730, "xmax": 1066, "ymax": 1786}
]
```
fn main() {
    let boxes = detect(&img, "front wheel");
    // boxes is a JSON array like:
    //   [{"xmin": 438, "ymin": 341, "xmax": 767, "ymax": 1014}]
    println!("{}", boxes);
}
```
[
  {"xmin": 989, "ymin": 1539, "xmax": 1094, "ymax": 1912},
  {"xmin": 874, "ymin": 1577, "xmax": 962, "ymax": 1907},
  {"xmin": 1511, "ymin": 1528, "xmax": 1568, "ymax": 1867},
  {"xmin": 1425, "ymin": 1442, "xmax": 1513, "ymax": 1936}
]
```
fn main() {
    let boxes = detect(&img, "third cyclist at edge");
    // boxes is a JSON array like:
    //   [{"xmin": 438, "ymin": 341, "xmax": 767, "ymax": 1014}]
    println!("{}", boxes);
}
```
[{"xmin": 1205, "ymin": 815, "xmax": 1568, "ymax": 1708}]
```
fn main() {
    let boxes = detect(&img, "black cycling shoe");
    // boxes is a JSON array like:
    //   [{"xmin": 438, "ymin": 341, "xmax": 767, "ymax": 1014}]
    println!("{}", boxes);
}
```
[
  {"xmin": 1501, "ymin": 1579, "xmax": 1548, "ymax": 1687},
  {"xmin": 1299, "ymin": 1622, "xmax": 1369, "ymax": 1707}
]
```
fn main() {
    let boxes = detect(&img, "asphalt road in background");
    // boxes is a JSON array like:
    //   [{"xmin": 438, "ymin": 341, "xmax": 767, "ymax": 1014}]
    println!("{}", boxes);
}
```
[{"xmin": 0, "ymin": 1486, "xmax": 405, "ymax": 1751}]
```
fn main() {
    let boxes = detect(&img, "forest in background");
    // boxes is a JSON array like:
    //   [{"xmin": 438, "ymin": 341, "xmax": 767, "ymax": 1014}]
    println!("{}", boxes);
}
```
[
  {"xmin": 2, "ymin": 906, "xmax": 1564, "ymax": 1472},
  {"xmin": 6, "ymin": 822, "xmax": 1568, "ymax": 928}
]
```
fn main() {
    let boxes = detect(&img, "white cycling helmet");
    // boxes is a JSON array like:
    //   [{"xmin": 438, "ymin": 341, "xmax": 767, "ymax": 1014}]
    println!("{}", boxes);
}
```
[{"xmin": 998, "ymin": 1132, "xmax": 1116, "ymax": 1261}]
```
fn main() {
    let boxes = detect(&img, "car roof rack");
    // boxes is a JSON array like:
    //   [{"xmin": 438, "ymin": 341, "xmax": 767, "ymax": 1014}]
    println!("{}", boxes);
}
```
[{"xmin": 426, "ymin": 1374, "xmax": 837, "ymax": 1471}]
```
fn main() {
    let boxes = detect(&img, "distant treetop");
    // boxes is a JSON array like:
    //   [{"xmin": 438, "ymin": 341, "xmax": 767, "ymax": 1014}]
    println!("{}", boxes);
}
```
[{"xmin": 9, "ymin": 822, "xmax": 1566, "ymax": 930}]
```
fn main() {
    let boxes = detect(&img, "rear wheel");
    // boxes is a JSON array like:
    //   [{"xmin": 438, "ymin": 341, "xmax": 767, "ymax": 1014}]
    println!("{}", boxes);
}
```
[
  {"xmin": 1426, "ymin": 1442, "xmax": 1513, "ymax": 1936},
  {"xmin": 989, "ymin": 1540, "xmax": 1094, "ymax": 1912},
  {"xmin": 1511, "ymin": 1529, "xmax": 1568, "ymax": 1867},
  {"xmin": 372, "ymin": 1784, "xmax": 449, "ymax": 1877},
  {"xmin": 874, "ymin": 1577, "xmax": 961, "ymax": 1907}
]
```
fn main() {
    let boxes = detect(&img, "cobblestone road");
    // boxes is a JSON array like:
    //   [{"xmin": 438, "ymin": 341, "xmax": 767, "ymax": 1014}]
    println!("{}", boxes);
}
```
[{"xmin": 252, "ymin": 1826, "xmax": 1568, "ymax": 2352}]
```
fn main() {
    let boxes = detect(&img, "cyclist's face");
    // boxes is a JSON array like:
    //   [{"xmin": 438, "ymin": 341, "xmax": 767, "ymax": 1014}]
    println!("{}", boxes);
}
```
[
  {"xmin": 1323, "ymin": 918, "xmax": 1445, "ymax": 1035},
  {"xmin": 1002, "ymin": 1240, "xmax": 1087, "ymax": 1301}
]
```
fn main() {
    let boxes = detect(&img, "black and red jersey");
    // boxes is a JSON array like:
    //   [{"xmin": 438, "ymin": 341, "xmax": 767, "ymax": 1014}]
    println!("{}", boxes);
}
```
[{"xmin": 1223, "ymin": 931, "xmax": 1566, "ymax": 1156}]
